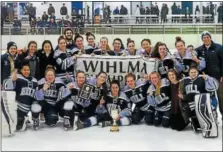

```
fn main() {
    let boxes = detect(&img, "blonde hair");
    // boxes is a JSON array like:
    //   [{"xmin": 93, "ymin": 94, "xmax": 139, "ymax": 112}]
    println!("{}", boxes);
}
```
[{"xmin": 150, "ymin": 71, "xmax": 161, "ymax": 95}]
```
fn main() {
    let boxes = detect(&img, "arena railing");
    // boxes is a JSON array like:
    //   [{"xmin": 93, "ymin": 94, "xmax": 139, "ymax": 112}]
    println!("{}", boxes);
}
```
[{"xmin": 2, "ymin": 24, "xmax": 222, "ymax": 35}]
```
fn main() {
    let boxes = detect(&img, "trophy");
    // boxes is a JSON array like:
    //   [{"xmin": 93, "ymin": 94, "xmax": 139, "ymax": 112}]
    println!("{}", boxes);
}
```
[
  {"xmin": 110, "ymin": 109, "xmax": 119, "ymax": 132},
  {"xmin": 79, "ymin": 83, "xmax": 94, "ymax": 100}
]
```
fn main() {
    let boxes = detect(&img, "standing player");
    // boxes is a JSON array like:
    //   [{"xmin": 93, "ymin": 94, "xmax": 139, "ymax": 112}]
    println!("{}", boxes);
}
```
[
  {"xmin": 96, "ymin": 80, "xmax": 132, "ymax": 127},
  {"xmin": 147, "ymin": 72, "xmax": 171, "ymax": 128},
  {"xmin": 124, "ymin": 73, "xmax": 151, "ymax": 124},
  {"xmin": 32, "ymin": 66, "xmax": 66, "ymax": 130}
]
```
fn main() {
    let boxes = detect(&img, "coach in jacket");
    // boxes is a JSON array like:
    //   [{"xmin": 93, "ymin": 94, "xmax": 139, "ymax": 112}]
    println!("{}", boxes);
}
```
[{"xmin": 195, "ymin": 31, "xmax": 223, "ymax": 116}]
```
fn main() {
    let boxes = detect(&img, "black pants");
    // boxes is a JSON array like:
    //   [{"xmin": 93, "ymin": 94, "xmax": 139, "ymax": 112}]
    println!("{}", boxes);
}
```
[
  {"xmin": 32, "ymin": 101, "xmax": 59, "ymax": 126},
  {"xmin": 170, "ymin": 112, "xmax": 189, "ymax": 131}
]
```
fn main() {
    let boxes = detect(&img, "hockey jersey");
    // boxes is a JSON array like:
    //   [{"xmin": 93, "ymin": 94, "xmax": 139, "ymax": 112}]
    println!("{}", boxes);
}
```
[
  {"xmin": 174, "ymin": 49, "xmax": 206, "ymax": 75},
  {"xmin": 154, "ymin": 53, "xmax": 182, "ymax": 79},
  {"xmin": 104, "ymin": 91, "xmax": 132, "ymax": 117},
  {"xmin": 54, "ymin": 49, "xmax": 75, "ymax": 78},
  {"xmin": 179, "ymin": 75, "xmax": 219, "ymax": 110},
  {"xmin": 147, "ymin": 78, "xmax": 171, "ymax": 112},
  {"xmin": 7, "ymin": 74, "xmax": 38, "ymax": 113},
  {"xmin": 35, "ymin": 78, "xmax": 66, "ymax": 105},
  {"xmin": 124, "ymin": 78, "xmax": 151, "ymax": 112}
]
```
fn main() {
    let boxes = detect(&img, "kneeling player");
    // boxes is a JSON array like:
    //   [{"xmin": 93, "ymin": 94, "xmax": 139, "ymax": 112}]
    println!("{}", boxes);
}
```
[
  {"xmin": 147, "ymin": 72, "xmax": 171, "ymax": 128},
  {"xmin": 33, "ymin": 66, "xmax": 66, "ymax": 130},
  {"xmin": 96, "ymin": 80, "xmax": 132, "ymax": 127},
  {"xmin": 179, "ymin": 66, "xmax": 219, "ymax": 137},
  {"xmin": 124, "ymin": 73, "xmax": 151, "ymax": 124},
  {"xmin": 6, "ymin": 62, "xmax": 38, "ymax": 131}
]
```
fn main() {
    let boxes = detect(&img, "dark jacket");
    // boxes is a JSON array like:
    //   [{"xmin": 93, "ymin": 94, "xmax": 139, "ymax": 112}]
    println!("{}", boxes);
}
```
[
  {"xmin": 15, "ymin": 52, "xmax": 40, "ymax": 80},
  {"xmin": 42, "ymin": 14, "xmax": 48, "ymax": 21},
  {"xmin": 48, "ymin": 6, "xmax": 55, "ymax": 15},
  {"xmin": 195, "ymin": 41, "xmax": 223, "ymax": 81},
  {"xmin": 60, "ymin": 6, "xmax": 68, "ymax": 15},
  {"xmin": 1, "ymin": 53, "xmax": 16, "ymax": 84},
  {"xmin": 37, "ymin": 49, "xmax": 56, "ymax": 79}
]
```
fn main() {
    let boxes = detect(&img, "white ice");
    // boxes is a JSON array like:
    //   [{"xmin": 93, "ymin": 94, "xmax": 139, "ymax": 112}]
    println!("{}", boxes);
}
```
[{"xmin": 2, "ymin": 118, "xmax": 222, "ymax": 151}]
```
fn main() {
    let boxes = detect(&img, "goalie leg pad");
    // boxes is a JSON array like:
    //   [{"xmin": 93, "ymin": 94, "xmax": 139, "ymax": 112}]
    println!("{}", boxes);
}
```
[{"xmin": 195, "ymin": 93, "xmax": 218, "ymax": 138}]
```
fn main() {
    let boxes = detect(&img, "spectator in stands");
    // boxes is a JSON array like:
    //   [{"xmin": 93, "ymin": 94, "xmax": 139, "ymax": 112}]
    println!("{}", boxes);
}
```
[
  {"xmin": 145, "ymin": 6, "xmax": 151, "ymax": 23},
  {"xmin": 49, "ymin": 12, "xmax": 56, "ymax": 22},
  {"xmin": 48, "ymin": 3, "xmax": 55, "ymax": 16},
  {"xmin": 140, "ymin": 5, "xmax": 145, "ymax": 23},
  {"xmin": 42, "ymin": 11, "xmax": 48, "ymax": 23},
  {"xmin": 7, "ymin": 5, "xmax": 14, "ymax": 22},
  {"xmin": 154, "ymin": 3, "xmax": 160, "ymax": 23},
  {"xmin": 176, "ymin": 5, "xmax": 181, "ymax": 23},
  {"xmin": 119, "ymin": 5, "xmax": 128, "ymax": 23},
  {"xmin": 28, "ymin": 3, "xmax": 36, "ymax": 23},
  {"xmin": 60, "ymin": 3, "xmax": 68, "ymax": 16},
  {"xmin": 113, "ymin": 6, "xmax": 119, "ymax": 15},
  {"xmin": 210, "ymin": 2, "xmax": 215, "ymax": 22},
  {"xmin": 94, "ymin": 7, "xmax": 100, "ymax": 16},
  {"xmin": 171, "ymin": 2, "xmax": 177, "ymax": 22},
  {"xmin": 161, "ymin": 4, "xmax": 169, "ymax": 23},
  {"xmin": 37, "ymin": 40, "xmax": 56, "ymax": 79},
  {"xmin": 13, "ymin": 19, "xmax": 22, "ymax": 35},
  {"xmin": 217, "ymin": 2, "xmax": 223, "ymax": 23},
  {"xmin": 195, "ymin": 5, "xmax": 200, "ymax": 23},
  {"xmin": 135, "ymin": 5, "xmax": 140, "ymax": 24},
  {"xmin": 1, "ymin": 3, "xmax": 8, "ymax": 22},
  {"xmin": 30, "ymin": 18, "xmax": 37, "ymax": 35},
  {"xmin": 47, "ymin": 18, "xmax": 57, "ymax": 34}
]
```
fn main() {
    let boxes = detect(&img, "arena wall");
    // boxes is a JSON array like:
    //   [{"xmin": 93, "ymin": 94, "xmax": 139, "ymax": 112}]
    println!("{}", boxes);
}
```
[{"xmin": 1, "ymin": 34, "xmax": 222, "ymax": 51}]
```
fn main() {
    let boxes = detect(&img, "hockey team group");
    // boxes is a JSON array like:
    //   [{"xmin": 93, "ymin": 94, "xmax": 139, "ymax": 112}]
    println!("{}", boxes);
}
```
[{"xmin": 1, "ymin": 29, "xmax": 223, "ymax": 139}]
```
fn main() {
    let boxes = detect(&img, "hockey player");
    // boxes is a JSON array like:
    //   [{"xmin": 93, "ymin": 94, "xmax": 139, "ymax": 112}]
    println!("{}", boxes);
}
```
[
  {"xmin": 154, "ymin": 42, "xmax": 182, "ymax": 79},
  {"xmin": 32, "ymin": 66, "xmax": 66, "ymax": 130},
  {"xmin": 174, "ymin": 37, "xmax": 206, "ymax": 77},
  {"xmin": 167, "ymin": 69, "xmax": 189, "ymax": 131},
  {"xmin": 54, "ymin": 36, "xmax": 76, "ymax": 84},
  {"xmin": 124, "ymin": 73, "xmax": 151, "ymax": 124},
  {"xmin": 147, "ymin": 72, "xmax": 171, "ymax": 127},
  {"xmin": 6, "ymin": 62, "xmax": 38, "ymax": 131},
  {"xmin": 96, "ymin": 80, "xmax": 132, "ymax": 127},
  {"xmin": 178, "ymin": 66, "xmax": 219, "ymax": 134},
  {"xmin": 58, "ymin": 71, "xmax": 108, "ymax": 131}
]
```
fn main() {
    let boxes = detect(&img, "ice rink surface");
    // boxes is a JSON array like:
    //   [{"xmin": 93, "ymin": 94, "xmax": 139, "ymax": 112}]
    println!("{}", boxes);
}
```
[{"xmin": 2, "ymin": 120, "xmax": 222, "ymax": 151}]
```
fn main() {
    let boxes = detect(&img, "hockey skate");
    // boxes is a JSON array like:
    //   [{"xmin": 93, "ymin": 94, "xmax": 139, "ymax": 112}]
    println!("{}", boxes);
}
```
[
  {"xmin": 63, "ymin": 117, "xmax": 71, "ymax": 131},
  {"xmin": 33, "ymin": 118, "xmax": 40, "ymax": 130},
  {"xmin": 16, "ymin": 117, "xmax": 27, "ymax": 131},
  {"xmin": 99, "ymin": 121, "xmax": 111, "ymax": 128},
  {"xmin": 73, "ymin": 115, "xmax": 84, "ymax": 131}
]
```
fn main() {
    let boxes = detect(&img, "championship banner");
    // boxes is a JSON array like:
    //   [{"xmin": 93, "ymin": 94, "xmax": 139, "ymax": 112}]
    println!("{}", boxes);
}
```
[{"xmin": 75, "ymin": 55, "xmax": 155, "ymax": 88}]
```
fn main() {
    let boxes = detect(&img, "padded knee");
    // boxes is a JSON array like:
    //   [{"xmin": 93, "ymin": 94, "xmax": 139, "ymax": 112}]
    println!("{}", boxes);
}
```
[
  {"xmin": 131, "ymin": 112, "xmax": 142, "ymax": 124},
  {"xmin": 120, "ymin": 117, "xmax": 131, "ymax": 126},
  {"xmin": 162, "ymin": 116, "xmax": 170, "ymax": 128},
  {"xmin": 63, "ymin": 101, "xmax": 74, "ymax": 111},
  {"xmin": 154, "ymin": 111, "xmax": 162, "ymax": 126},
  {"xmin": 31, "ymin": 102, "xmax": 42, "ymax": 113},
  {"xmin": 144, "ymin": 111, "xmax": 154, "ymax": 125}
]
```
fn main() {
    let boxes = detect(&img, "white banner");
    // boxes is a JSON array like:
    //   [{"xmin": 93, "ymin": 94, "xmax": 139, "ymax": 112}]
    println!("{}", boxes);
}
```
[{"xmin": 75, "ymin": 55, "xmax": 155, "ymax": 88}]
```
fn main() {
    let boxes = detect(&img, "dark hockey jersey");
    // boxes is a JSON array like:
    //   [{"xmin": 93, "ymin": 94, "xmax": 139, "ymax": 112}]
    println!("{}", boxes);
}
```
[
  {"xmin": 6, "ymin": 74, "xmax": 38, "ymax": 113},
  {"xmin": 179, "ymin": 75, "xmax": 219, "ymax": 110},
  {"xmin": 54, "ymin": 49, "xmax": 75, "ymax": 78},
  {"xmin": 104, "ymin": 91, "xmax": 132, "ymax": 117},
  {"xmin": 58, "ymin": 81, "xmax": 92, "ymax": 108},
  {"xmin": 154, "ymin": 53, "xmax": 181, "ymax": 78},
  {"xmin": 124, "ymin": 78, "xmax": 151, "ymax": 112},
  {"xmin": 84, "ymin": 43, "xmax": 99, "ymax": 54},
  {"xmin": 147, "ymin": 78, "xmax": 171, "ymax": 112},
  {"xmin": 35, "ymin": 78, "xmax": 66, "ymax": 105}
]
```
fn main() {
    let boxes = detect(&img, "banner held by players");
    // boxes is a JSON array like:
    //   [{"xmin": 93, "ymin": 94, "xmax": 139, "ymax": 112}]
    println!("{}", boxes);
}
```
[{"xmin": 75, "ymin": 55, "xmax": 155, "ymax": 87}]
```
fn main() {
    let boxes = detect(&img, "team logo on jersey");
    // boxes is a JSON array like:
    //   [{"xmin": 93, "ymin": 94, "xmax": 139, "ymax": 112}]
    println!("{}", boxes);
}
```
[{"xmin": 4, "ymin": 61, "xmax": 8, "ymax": 65}]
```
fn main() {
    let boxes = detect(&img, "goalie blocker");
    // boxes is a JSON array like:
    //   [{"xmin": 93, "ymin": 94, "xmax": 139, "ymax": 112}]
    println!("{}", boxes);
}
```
[{"xmin": 195, "ymin": 93, "xmax": 218, "ymax": 138}]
